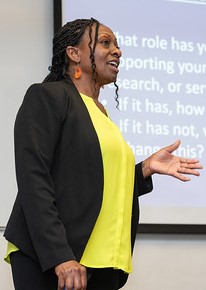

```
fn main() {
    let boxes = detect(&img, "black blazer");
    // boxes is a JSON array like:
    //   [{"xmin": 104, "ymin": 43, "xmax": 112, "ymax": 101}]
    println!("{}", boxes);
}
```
[{"xmin": 4, "ymin": 78, "xmax": 152, "ymax": 287}]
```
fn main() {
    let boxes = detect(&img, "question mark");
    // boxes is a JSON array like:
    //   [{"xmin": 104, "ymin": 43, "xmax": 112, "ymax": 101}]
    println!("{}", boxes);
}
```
[{"xmin": 197, "ymin": 144, "xmax": 204, "ymax": 158}]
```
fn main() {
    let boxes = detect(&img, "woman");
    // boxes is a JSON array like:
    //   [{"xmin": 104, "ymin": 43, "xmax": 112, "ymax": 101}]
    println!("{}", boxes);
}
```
[{"xmin": 4, "ymin": 18, "xmax": 202, "ymax": 290}]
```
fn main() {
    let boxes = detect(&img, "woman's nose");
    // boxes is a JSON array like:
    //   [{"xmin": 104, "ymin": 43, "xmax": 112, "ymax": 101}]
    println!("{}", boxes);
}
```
[{"xmin": 112, "ymin": 45, "xmax": 122, "ymax": 58}]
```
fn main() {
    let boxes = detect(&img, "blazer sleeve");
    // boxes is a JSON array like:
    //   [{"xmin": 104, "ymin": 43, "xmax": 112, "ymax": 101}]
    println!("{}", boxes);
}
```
[
  {"xmin": 135, "ymin": 162, "xmax": 153, "ymax": 196},
  {"xmin": 14, "ymin": 83, "xmax": 76, "ymax": 271}
]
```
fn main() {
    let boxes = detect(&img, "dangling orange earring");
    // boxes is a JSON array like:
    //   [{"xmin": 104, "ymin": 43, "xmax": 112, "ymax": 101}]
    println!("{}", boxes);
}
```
[{"xmin": 74, "ymin": 65, "xmax": 82, "ymax": 79}]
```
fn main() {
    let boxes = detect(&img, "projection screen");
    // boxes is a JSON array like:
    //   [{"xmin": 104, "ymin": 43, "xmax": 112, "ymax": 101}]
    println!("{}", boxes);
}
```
[{"xmin": 58, "ymin": 0, "xmax": 206, "ymax": 232}]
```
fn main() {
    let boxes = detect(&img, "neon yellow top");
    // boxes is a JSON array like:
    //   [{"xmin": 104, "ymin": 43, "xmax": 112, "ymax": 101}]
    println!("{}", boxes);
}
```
[
  {"xmin": 4, "ymin": 242, "xmax": 18, "ymax": 263},
  {"xmin": 80, "ymin": 94, "xmax": 135, "ymax": 273}
]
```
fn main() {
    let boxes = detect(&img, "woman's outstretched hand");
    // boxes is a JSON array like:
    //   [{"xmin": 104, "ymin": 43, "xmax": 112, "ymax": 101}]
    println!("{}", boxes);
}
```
[{"xmin": 142, "ymin": 140, "xmax": 203, "ymax": 181}]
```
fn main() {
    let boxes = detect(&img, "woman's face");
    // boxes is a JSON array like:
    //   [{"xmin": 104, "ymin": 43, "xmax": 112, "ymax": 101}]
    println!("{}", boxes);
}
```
[{"xmin": 78, "ymin": 24, "xmax": 122, "ymax": 86}]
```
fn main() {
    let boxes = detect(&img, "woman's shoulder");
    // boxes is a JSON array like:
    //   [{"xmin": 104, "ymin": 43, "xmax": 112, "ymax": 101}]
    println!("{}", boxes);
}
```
[
  {"xmin": 19, "ymin": 80, "xmax": 76, "ymax": 121},
  {"xmin": 27, "ymin": 79, "xmax": 72, "ymax": 100}
]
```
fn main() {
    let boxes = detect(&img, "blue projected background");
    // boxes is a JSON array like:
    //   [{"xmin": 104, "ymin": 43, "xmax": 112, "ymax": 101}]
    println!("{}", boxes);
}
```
[{"xmin": 62, "ymin": 0, "xmax": 206, "ymax": 225}]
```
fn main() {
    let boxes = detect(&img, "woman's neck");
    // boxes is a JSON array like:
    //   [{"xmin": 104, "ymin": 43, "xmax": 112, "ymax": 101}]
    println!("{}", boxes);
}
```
[{"xmin": 71, "ymin": 77, "xmax": 101, "ymax": 100}]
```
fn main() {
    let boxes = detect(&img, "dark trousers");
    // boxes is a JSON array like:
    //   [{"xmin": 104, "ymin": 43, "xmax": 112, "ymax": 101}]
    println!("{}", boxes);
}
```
[{"xmin": 10, "ymin": 251, "xmax": 120, "ymax": 290}]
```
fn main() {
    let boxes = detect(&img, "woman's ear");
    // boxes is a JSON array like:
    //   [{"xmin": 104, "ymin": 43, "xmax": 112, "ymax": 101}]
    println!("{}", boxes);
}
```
[{"xmin": 66, "ymin": 46, "xmax": 80, "ymax": 62}]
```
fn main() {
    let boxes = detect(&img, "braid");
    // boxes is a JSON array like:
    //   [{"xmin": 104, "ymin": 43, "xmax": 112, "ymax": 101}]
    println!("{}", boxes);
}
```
[
  {"xmin": 114, "ymin": 81, "xmax": 119, "ymax": 109},
  {"xmin": 88, "ymin": 20, "xmax": 99, "ymax": 87},
  {"xmin": 43, "ymin": 18, "xmax": 99, "ymax": 82}
]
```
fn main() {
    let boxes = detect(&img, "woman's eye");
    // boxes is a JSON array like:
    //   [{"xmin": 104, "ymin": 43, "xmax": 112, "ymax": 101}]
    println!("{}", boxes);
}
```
[{"xmin": 101, "ymin": 40, "xmax": 110, "ymax": 46}]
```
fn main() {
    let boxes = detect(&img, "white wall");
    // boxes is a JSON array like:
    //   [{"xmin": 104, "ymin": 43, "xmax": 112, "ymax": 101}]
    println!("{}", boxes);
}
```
[
  {"xmin": 0, "ymin": 0, "xmax": 53, "ymax": 226},
  {"xmin": 124, "ymin": 234, "xmax": 206, "ymax": 290},
  {"xmin": 0, "ymin": 1, "xmax": 206, "ymax": 290}
]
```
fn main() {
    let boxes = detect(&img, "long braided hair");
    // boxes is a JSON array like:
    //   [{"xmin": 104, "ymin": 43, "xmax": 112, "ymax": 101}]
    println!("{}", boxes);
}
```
[{"xmin": 43, "ymin": 18, "xmax": 119, "ymax": 106}]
